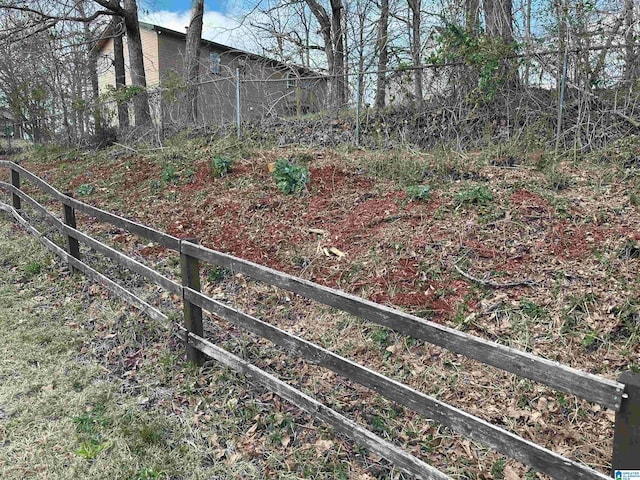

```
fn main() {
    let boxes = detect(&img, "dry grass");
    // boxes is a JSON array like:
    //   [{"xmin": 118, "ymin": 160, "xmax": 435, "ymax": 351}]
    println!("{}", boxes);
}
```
[
  {"xmin": 7, "ymin": 134, "xmax": 640, "ymax": 478},
  {"xmin": 0, "ymin": 218, "xmax": 397, "ymax": 479}
]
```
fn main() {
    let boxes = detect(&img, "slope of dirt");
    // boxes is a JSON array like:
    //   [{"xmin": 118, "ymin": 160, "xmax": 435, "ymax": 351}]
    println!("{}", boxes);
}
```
[{"xmin": 11, "ymin": 136, "xmax": 640, "ymax": 478}]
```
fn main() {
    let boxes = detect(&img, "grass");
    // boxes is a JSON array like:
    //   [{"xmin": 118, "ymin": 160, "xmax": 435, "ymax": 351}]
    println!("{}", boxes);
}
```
[
  {"xmin": 0, "ymin": 220, "xmax": 257, "ymax": 479},
  {"xmin": 9, "ymin": 131, "xmax": 640, "ymax": 478},
  {"xmin": 0, "ymin": 218, "xmax": 397, "ymax": 479}
]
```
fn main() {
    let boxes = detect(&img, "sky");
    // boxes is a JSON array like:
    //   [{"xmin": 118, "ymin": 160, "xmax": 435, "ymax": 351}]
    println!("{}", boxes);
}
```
[{"xmin": 138, "ymin": 0, "xmax": 256, "ymax": 50}]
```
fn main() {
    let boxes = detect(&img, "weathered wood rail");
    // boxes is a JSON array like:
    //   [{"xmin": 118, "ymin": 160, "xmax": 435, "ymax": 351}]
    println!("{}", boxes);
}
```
[{"xmin": 1, "ymin": 159, "xmax": 638, "ymax": 479}]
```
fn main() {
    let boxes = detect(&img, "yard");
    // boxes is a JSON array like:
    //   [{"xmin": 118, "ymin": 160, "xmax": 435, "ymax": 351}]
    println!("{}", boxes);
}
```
[{"xmin": 3, "ymin": 132, "xmax": 640, "ymax": 478}]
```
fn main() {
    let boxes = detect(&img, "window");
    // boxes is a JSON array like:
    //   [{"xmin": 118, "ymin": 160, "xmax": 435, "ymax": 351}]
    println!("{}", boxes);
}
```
[
  {"xmin": 286, "ymin": 72, "xmax": 297, "ymax": 88},
  {"xmin": 210, "ymin": 52, "xmax": 221, "ymax": 74}
]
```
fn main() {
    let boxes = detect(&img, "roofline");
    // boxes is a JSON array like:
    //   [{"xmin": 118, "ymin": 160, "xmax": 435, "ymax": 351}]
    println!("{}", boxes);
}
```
[{"xmin": 138, "ymin": 21, "xmax": 325, "ymax": 77}]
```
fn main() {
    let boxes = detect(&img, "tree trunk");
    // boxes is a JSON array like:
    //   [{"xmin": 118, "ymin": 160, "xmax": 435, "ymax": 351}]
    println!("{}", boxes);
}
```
[
  {"xmin": 374, "ymin": 0, "xmax": 389, "ymax": 109},
  {"xmin": 113, "ymin": 17, "xmax": 129, "ymax": 128},
  {"xmin": 523, "ymin": 0, "xmax": 531, "ymax": 85},
  {"xmin": 483, "ymin": 0, "xmax": 513, "ymax": 42},
  {"xmin": 305, "ymin": 0, "xmax": 346, "ymax": 109},
  {"xmin": 121, "ymin": 0, "xmax": 151, "ymax": 126},
  {"xmin": 88, "ymin": 45, "xmax": 102, "ymax": 135},
  {"xmin": 184, "ymin": 0, "xmax": 204, "ymax": 124},
  {"xmin": 483, "ymin": 0, "xmax": 517, "ymax": 87},
  {"xmin": 466, "ymin": 0, "xmax": 480, "ymax": 34},
  {"xmin": 408, "ymin": 0, "xmax": 422, "ymax": 107},
  {"xmin": 330, "ymin": 0, "xmax": 347, "ymax": 108},
  {"xmin": 624, "ymin": 0, "xmax": 638, "ymax": 88}
]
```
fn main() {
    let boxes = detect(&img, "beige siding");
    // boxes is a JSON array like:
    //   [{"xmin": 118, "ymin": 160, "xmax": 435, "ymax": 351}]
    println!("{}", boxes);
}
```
[
  {"xmin": 97, "ymin": 24, "xmax": 328, "ymax": 126},
  {"xmin": 96, "ymin": 26, "xmax": 160, "ymax": 93},
  {"xmin": 139, "ymin": 27, "xmax": 160, "ymax": 85},
  {"xmin": 97, "ymin": 38, "xmax": 115, "ymax": 93}
]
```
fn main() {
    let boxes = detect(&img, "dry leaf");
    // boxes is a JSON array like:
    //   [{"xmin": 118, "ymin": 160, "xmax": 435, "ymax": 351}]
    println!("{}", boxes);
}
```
[
  {"xmin": 504, "ymin": 465, "xmax": 520, "ymax": 480},
  {"xmin": 328, "ymin": 247, "xmax": 346, "ymax": 258},
  {"xmin": 245, "ymin": 423, "xmax": 259, "ymax": 436},
  {"xmin": 385, "ymin": 344, "xmax": 401, "ymax": 354},
  {"xmin": 281, "ymin": 432, "xmax": 291, "ymax": 448},
  {"xmin": 606, "ymin": 410, "xmax": 616, "ymax": 423},
  {"xmin": 314, "ymin": 439, "xmax": 333, "ymax": 456}
]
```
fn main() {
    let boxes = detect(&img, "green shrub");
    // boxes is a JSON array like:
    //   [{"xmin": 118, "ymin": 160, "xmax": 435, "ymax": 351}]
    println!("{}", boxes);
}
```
[
  {"xmin": 23, "ymin": 261, "xmax": 42, "ymax": 277},
  {"xmin": 272, "ymin": 158, "xmax": 310, "ymax": 194},
  {"xmin": 454, "ymin": 185, "xmax": 493, "ymax": 206},
  {"xmin": 77, "ymin": 184, "xmax": 94, "ymax": 196},
  {"xmin": 211, "ymin": 155, "xmax": 232, "ymax": 177},
  {"xmin": 207, "ymin": 266, "xmax": 229, "ymax": 282},
  {"xmin": 406, "ymin": 185, "xmax": 431, "ymax": 201},
  {"xmin": 161, "ymin": 164, "xmax": 178, "ymax": 183}
]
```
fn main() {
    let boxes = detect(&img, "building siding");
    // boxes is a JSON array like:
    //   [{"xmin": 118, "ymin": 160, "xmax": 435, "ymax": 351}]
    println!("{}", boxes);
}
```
[
  {"xmin": 96, "ymin": 26, "xmax": 160, "ymax": 92},
  {"xmin": 97, "ymin": 23, "xmax": 328, "ymax": 127}
]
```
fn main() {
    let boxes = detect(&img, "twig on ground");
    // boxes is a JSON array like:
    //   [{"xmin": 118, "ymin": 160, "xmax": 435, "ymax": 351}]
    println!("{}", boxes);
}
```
[
  {"xmin": 454, "ymin": 262, "xmax": 537, "ymax": 288},
  {"xmin": 367, "ymin": 214, "xmax": 422, "ymax": 228},
  {"xmin": 113, "ymin": 142, "xmax": 137, "ymax": 153}
]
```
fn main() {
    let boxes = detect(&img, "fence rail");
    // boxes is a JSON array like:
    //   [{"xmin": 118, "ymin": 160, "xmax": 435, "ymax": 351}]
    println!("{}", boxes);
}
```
[{"xmin": 1, "ymin": 159, "xmax": 638, "ymax": 479}]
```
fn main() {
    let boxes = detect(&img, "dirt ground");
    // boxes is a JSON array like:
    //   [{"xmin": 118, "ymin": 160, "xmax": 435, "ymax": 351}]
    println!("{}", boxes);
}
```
[{"xmin": 5, "ymin": 135, "xmax": 640, "ymax": 478}]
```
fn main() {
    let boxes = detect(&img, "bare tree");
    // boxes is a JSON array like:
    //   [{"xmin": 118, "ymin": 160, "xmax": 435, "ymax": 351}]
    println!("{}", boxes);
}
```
[
  {"xmin": 305, "ymin": 0, "xmax": 348, "ymax": 107},
  {"xmin": 624, "ymin": 0, "xmax": 638, "ymax": 88},
  {"xmin": 93, "ymin": 0, "xmax": 151, "ymax": 125},
  {"xmin": 184, "ymin": 0, "xmax": 204, "ymax": 123},
  {"xmin": 374, "ymin": 0, "xmax": 390, "ymax": 108},
  {"xmin": 483, "ymin": 0, "xmax": 517, "ymax": 87},
  {"xmin": 407, "ymin": 0, "xmax": 422, "ymax": 106},
  {"xmin": 112, "ymin": 17, "xmax": 129, "ymax": 127}
]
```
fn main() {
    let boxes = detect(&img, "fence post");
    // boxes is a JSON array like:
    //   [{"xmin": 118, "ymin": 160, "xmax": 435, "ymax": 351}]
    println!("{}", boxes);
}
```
[
  {"xmin": 355, "ymin": 72, "xmax": 362, "ymax": 147},
  {"xmin": 612, "ymin": 371, "xmax": 640, "ymax": 475},
  {"xmin": 62, "ymin": 192, "xmax": 81, "ymax": 273},
  {"xmin": 236, "ymin": 67, "xmax": 241, "ymax": 139},
  {"xmin": 180, "ymin": 238, "xmax": 205, "ymax": 365},
  {"xmin": 10, "ymin": 167, "xmax": 20, "ymax": 210}
]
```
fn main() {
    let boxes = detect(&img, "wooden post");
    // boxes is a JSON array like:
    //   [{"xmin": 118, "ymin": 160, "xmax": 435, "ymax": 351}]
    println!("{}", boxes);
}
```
[
  {"xmin": 10, "ymin": 167, "xmax": 20, "ymax": 210},
  {"xmin": 180, "ymin": 238, "xmax": 205, "ymax": 365},
  {"xmin": 236, "ymin": 67, "xmax": 241, "ymax": 139},
  {"xmin": 612, "ymin": 371, "xmax": 640, "ymax": 475},
  {"xmin": 62, "ymin": 193, "xmax": 81, "ymax": 273}
]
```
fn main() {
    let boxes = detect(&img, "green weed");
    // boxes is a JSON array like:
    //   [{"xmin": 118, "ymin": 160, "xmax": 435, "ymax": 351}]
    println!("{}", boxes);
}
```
[
  {"xmin": 207, "ymin": 266, "xmax": 229, "ymax": 282},
  {"xmin": 272, "ymin": 158, "xmax": 310, "ymax": 194},
  {"xmin": 211, "ymin": 155, "xmax": 232, "ymax": 177},
  {"xmin": 490, "ymin": 458, "xmax": 506, "ymax": 479},
  {"xmin": 368, "ymin": 326, "xmax": 392, "ymax": 350},
  {"xmin": 76, "ymin": 437, "xmax": 108, "ymax": 460},
  {"xmin": 72, "ymin": 404, "xmax": 111, "ymax": 435},
  {"xmin": 546, "ymin": 169, "xmax": 572, "ymax": 191},
  {"xmin": 406, "ymin": 184, "xmax": 431, "ymax": 201},
  {"xmin": 454, "ymin": 185, "xmax": 493, "ymax": 206},
  {"xmin": 77, "ymin": 184, "xmax": 94, "ymax": 196},
  {"xmin": 520, "ymin": 299, "xmax": 546, "ymax": 319},
  {"xmin": 134, "ymin": 467, "xmax": 166, "ymax": 480},
  {"xmin": 161, "ymin": 164, "xmax": 178, "ymax": 184},
  {"xmin": 23, "ymin": 261, "xmax": 42, "ymax": 277}
]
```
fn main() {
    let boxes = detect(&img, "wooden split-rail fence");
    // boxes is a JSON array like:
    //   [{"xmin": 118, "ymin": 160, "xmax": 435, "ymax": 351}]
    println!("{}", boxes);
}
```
[{"xmin": 1, "ymin": 159, "xmax": 638, "ymax": 479}]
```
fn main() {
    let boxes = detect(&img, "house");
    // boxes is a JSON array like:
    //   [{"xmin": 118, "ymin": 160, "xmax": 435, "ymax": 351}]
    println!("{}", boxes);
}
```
[
  {"xmin": 0, "ymin": 108, "xmax": 23, "ymax": 139},
  {"xmin": 96, "ymin": 22, "xmax": 329, "ymax": 127}
]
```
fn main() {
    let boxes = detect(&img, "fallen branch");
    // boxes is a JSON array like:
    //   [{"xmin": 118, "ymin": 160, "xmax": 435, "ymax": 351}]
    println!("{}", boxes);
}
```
[
  {"xmin": 367, "ymin": 214, "xmax": 422, "ymax": 228},
  {"xmin": 454, "ymin": 263, "xmax": 537, "ymax": 288}
]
